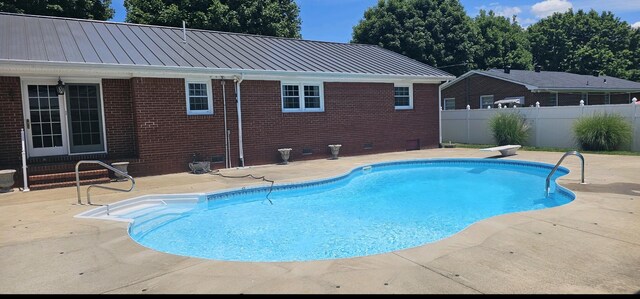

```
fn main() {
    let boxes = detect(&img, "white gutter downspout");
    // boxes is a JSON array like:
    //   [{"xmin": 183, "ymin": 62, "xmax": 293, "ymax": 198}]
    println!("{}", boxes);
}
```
[
  {"xmin": 221, "ymin": 78, "xmax": 230, "ymax": 168},
  {"xmin": 234, "ymin": 74, "xmax": 245, "ymax": 167},
  {"xmin": 438, "ymin": 81, "xmax": 449, "ymax": 146}
]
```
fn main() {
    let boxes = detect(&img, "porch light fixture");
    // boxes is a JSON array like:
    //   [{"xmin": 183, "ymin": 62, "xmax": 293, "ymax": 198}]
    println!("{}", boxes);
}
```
[{"xmin": 56, "ymin": 78, "xmax": 65, "ymax": 95}]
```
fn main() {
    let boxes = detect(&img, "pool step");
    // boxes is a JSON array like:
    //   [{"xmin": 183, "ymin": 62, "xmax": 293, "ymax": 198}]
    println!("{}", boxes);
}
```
[
  {"xmin": 29, "ymin": 169, "xmax": 111, "ymax": 190},
  {"xmin": 75, "ymin": 194, "xmax": 204, "ymax": 221}
]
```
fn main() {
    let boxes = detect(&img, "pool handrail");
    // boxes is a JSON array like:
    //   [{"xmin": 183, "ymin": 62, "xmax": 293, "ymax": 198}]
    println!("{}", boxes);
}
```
[
  {"xmin": 76, "ymin": 160, "xmax": 135, "ymax": 205},
  {"xmin": 546, "ymin": 151, "xmax": 584, "ymax": 197}
]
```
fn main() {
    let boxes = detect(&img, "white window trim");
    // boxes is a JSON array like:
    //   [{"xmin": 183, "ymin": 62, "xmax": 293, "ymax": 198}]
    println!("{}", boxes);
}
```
[
  {"xmin": 281, "ymin": 82, "xmax": 325, "ymax": 113},
  {"xmin": 443, "ymin": 98, "xmax": 455, "ymax": 110},
  {"xmin": 394, "ymin": 84, "xmax": 413, "ymax": 110},
  {"xmin": 185, "ymin": 79, "xmax": 213, "ymax": 115},
  {"xmin": 604, "ymin": 93, "xmax": 611, "ymax": 105},
  {"xmin": 480, "ymin": 95, "xmax": 494, "ymax": 109}
]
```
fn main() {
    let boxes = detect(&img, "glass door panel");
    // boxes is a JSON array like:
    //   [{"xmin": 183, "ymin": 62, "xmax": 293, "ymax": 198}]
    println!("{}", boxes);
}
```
[
  {"xmin": 25, "ymin": 85, "xmax": 67, "ymax": 156},
  {"xmin": 66, "ymin": 84, "xmax": 105, "ymax": 153}
]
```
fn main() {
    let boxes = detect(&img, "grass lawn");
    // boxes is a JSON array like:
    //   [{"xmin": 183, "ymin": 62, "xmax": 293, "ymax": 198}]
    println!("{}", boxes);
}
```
[{"xmin": 454, "ymin": 143, "xmax": 640, "ymax": 156}]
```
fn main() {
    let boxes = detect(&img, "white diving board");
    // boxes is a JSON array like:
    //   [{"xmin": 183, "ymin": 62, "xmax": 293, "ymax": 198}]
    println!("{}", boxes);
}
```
[{"xmin": 480, "ymin": 145, "xmax": 521, "ymax": 156}]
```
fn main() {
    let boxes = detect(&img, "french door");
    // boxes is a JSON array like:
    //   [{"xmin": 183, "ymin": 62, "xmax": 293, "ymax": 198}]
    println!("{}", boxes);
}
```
[{"xmin": 23, "ymin": 81, "xmax": 105, "ymax": 157}]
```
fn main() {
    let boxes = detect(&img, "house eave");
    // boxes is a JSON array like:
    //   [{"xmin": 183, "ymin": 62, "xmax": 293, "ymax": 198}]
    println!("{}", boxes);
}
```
[
  {"xmin": 439, "ymin": 70, "xmax": 537, "ymax": 90},
  {"xmin": 0, "ymin": 60, "xmax": 455, "ymax": 84},
  {"xmin": 532, "ymin": 88, "xmax": 640, "ymax": 93}
]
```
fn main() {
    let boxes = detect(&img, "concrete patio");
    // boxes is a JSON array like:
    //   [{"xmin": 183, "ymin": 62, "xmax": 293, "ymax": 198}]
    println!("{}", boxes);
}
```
[{"xmin": 0, "ymin": 148, "xmax": 638, "ymax": 294}]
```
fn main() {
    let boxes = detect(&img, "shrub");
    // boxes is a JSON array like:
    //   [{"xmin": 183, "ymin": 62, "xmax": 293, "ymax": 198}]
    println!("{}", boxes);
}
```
[
  {"xmin": 573, "ymin": 112, "xmax": 632, "ymax": 151},
  {"xmin": 489, "ymin": 111, "xmax": 530, "ymax": 146}
]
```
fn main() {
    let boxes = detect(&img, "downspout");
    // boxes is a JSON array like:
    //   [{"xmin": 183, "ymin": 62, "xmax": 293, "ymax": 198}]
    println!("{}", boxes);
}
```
[
  {"xmin": 234, "ymin": 74, "xmax": 245, "ymax": 167},
  {"xmin": 439, "ymin": 80, "xmax": 449, "ymax": 146},
  {"xmin": 221, "ymin": 78, "xmax": 230, "ymax": 168}
]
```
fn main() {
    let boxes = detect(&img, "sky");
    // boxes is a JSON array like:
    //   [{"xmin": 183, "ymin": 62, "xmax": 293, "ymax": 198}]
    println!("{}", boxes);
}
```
[{"xmin": 109, "ymin": 0, "xmax": 640, "ymax": 43}]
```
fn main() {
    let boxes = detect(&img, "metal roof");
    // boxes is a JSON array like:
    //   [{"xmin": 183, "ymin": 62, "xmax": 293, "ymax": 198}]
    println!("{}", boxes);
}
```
[
  {"xmin": 476, "ymin": 69, "xmax": 640, "ymax": 91},
  {"xmin": 0, "ymin": 12, "xmax": 453, "ymax": 79}
]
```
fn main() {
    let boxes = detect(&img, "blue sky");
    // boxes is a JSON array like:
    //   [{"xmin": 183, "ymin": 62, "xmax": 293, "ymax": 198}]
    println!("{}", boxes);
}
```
[{"xmin": 110, "ymin": 0, "xmax": 640, "ymax": 43}]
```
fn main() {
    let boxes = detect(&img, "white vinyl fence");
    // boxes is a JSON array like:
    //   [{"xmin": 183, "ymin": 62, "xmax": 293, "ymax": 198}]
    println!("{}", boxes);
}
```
[{"xmin": 441, "ymin": 103, "xmax": 640, "ymax": 151}]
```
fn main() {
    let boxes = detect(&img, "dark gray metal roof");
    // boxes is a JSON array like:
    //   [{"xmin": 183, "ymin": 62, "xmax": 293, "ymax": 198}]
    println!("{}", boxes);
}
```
[
  {"xmin": 479, "ymin": 69, "xmax": 640, "ymax": 91},
  {"xmin": 0, "ymin": 12, "xmax": 453, "ymax": 78}
]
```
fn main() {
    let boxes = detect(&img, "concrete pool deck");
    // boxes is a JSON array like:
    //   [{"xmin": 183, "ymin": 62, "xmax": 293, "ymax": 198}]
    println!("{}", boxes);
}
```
[{"xmin": 0, "ymin": 148, "xmax": 638, "ymax": 294}]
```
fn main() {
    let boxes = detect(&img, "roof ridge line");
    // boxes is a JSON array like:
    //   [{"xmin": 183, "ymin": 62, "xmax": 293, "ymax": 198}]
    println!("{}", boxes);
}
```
[{"xmin": 0, "ymin": 11, "xmax": 379, "ymax": 48}]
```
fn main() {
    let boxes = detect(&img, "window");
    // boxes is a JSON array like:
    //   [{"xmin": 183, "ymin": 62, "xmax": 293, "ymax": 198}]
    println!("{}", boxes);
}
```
[
  {"xmin": 604, "ymin": 93, "xmax": 611, "ymax": 105},
  {"xmin": 281, "ymin": 83, "xmax": 324, "ymax": 112},
  {"xmin": 480, "ymin": 95, "xmax": 494, "ymax": 109},
  {"xmin": 580, "ymin": 92, "xmax": 588, "ymax": 105},
  {"xmin": 548, "ymin": 92, "xmax": 558, "ymax": 106},
  {"xmin": 443, "ymin": 98, "xmax": 455, "ymax": 110},
  {"xmin": 394, "ymin": 84, "xmax": 413, "ymax": 109},
  {"xmin": 186, "ymin": 80, "xmax": 213, "ymax": 115}
]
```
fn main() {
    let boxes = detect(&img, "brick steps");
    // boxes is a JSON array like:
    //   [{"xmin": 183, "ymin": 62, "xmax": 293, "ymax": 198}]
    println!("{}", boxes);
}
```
[
  {"xmin": 30, "ymin": 177, "xmax": 112, "ymax": 191},
  {"xmin": 29, "ymin": 169, "xmax": 111, "ymax": 191}
]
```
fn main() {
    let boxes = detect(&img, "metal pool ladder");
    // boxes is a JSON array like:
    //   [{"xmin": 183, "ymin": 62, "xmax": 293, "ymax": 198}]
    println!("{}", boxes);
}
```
[
  {"xmin": 545, "ymin": 151, "xmax": 585, "ymax": 197},
  {"xmin": 76, "ymin": 160, "xmax": 135, "ymax": 205}
]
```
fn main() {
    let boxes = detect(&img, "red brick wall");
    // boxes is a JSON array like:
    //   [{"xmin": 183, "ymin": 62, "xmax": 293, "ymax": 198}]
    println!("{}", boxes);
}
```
[
  {"xmin": 442, "ymin": 74, "xmax": 546, "ymax": 109},
  {"xmin": 102, "ymin": 79, "xmax": 137, "ymax": 159},
  {"xmin": 0, "ymin": 76, "xmax": 23, "ymax": 170},
  {"xmin": 125, "ymin": 78, "xmax": 440, "ymax": 176},
  {"xmin": 240, "ymin": 81, "xmax": 439, "ymax": 165},
  {"xmin": 127, "ymin": 77, "xmax": 237, "ymax": 176}
]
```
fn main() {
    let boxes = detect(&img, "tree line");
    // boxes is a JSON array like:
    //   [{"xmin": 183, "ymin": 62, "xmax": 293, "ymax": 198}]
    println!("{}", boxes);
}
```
[{"xmin": 1, "ymin": 0, "xmax": 638, "ymax": 81}]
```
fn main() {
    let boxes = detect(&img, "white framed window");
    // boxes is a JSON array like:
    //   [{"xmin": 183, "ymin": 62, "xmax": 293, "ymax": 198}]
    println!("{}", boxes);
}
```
[
  {"xmin": 443, "ymin": 98, "xmax": 455, "ymax": 110},
  {"xmin": 394, "ymin": 84, "xmax": 413, "ymax": 110},
  {"xmin": 604, "ymin": 93, "xmax": 611, "ymax": 105},
  {"xmin": 281, "ymin": 82, "xmax": 324, "ymax": 112},
  {"xmin": 185, "ymin": 80, "xmax": 213, "ymax": 115},
  {"xmin": 480, "ymin": 95, "xmax": 494, "ymax": 109}
]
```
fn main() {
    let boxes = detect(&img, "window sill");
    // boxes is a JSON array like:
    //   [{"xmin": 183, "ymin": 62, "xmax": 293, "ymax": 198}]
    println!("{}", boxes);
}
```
[
  {"xmin": 282, "ymin": 109, "xmax": 325, "ymax": 113},
  {"xmin": 394, "ymin": 106, "xmax": 414, "ymax": 111}
]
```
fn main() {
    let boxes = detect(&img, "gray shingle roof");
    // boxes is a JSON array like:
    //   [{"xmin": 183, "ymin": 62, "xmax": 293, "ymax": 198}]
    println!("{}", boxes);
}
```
[
  {"xmin": 0, "ymin": 13, "xmax": 453, "ymax": 79},
  {"xmin": 479, "ymin": 69, "xmax": 640, "ymax": 91}
]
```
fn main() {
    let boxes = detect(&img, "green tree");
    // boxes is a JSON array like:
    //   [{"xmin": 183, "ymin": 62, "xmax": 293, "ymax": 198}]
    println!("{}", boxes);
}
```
[
  {"xmin": 352, "ymin": 0, "xmax": 480, "ymax": 76},
  {"xmin": 473, "ymin": 10, "xmax": 532, "ymax": 70},
  {"xmin": 528, "ymin": 9, "xmax": 639, "ymax": 81},
  {"xmin": 124, "ymin": 0, "xmax": 301, "ymax": 38},
  {"xmin": 0, "ymin": 0, "xmax": 114, "ymax": 20}
]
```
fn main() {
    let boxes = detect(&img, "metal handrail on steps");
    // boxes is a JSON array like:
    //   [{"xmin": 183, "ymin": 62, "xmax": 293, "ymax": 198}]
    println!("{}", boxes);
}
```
[
  {"xmin": 76, "ymin": 160, "xmax": 135, "ymax": 205},
  {"xmin": 545, "ymin": 151, "xmax": 585, "ymax": 197}
]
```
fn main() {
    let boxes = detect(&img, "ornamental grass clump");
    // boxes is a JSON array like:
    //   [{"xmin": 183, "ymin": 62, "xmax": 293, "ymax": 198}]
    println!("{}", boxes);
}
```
[
  {"xmin": 489, "ymin": 111, "xmax": 530, "ymax": 146},
  {"xmin": 573, "ymin": 112, "xmax": 632, "ymax": 151}
]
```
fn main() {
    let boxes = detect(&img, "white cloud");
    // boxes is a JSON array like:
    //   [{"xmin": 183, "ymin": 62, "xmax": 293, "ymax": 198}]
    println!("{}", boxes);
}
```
[
  {"xmin": 475, "ymin": 4, "xmax": 522, "ymax": 18},
  {"xmin": 531, "ymin": 0, "xmax": 573, "ymax": 18},
  {"xmin": 632, "ymin": 21, "xmax": 640, "ymax": 29},
  {"xmin": 495, "ymin": 6, "xmax": 523, "ymax": 17}
]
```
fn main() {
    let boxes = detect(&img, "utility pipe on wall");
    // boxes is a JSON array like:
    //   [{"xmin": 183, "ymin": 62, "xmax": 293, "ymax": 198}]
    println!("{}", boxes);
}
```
[
  {"xmin": 221, "ymin": 78, "xmax": 230, "ymax": 168},
  {"xmin": 234, "ymin": 74, "xmax": 245, "ymax": 167}
]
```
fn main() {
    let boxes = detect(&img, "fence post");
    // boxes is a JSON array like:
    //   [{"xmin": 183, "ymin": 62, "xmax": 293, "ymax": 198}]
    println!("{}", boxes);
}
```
[
  {"xmin": 466, "ymin": 105, "xmax": 471, "ymax": 144},
  {"xmin": 535, "ymin": 103, "xmax": 540, "ymax": 147},
  {"xmin": 633, "ymin": 102, "xmax": 638, "ymax": 151}
]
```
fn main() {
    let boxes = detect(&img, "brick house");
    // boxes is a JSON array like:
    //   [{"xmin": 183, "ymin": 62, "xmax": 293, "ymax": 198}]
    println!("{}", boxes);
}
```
[
  {"xmin": 0, "ymin": 13, "xmax": 454, "ymax": 189},
  {"xmin": 441, "ymin": 67, "xmax": 640, "ymax": 110}
]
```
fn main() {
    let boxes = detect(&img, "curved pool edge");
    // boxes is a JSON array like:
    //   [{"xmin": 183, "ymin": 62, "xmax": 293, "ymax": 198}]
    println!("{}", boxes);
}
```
[{"xmin": 75, "ymin": 158, "xmax": 576, "ymax": 223}]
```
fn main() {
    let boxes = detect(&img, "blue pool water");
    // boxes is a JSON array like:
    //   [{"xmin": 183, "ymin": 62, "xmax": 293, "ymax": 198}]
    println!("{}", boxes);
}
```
[{"xmin": 127, "ymin": 159, "xmax": 574, "ymax": 262}]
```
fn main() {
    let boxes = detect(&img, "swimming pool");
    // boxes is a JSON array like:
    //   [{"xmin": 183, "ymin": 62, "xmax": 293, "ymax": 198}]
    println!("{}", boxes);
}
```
[{"xmin": 122, "ymin": 159, "xmax": 575, "ymax": 262}]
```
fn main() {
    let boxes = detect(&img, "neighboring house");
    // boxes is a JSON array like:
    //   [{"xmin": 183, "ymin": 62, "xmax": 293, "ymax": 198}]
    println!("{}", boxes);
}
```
[
  {"xmin": 0, "ymin": 13, "xmax": 454, "ymax": 189},
  {"xmin": 441, "ymin": 67, "xmax": 640, "ymax": 110}
]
